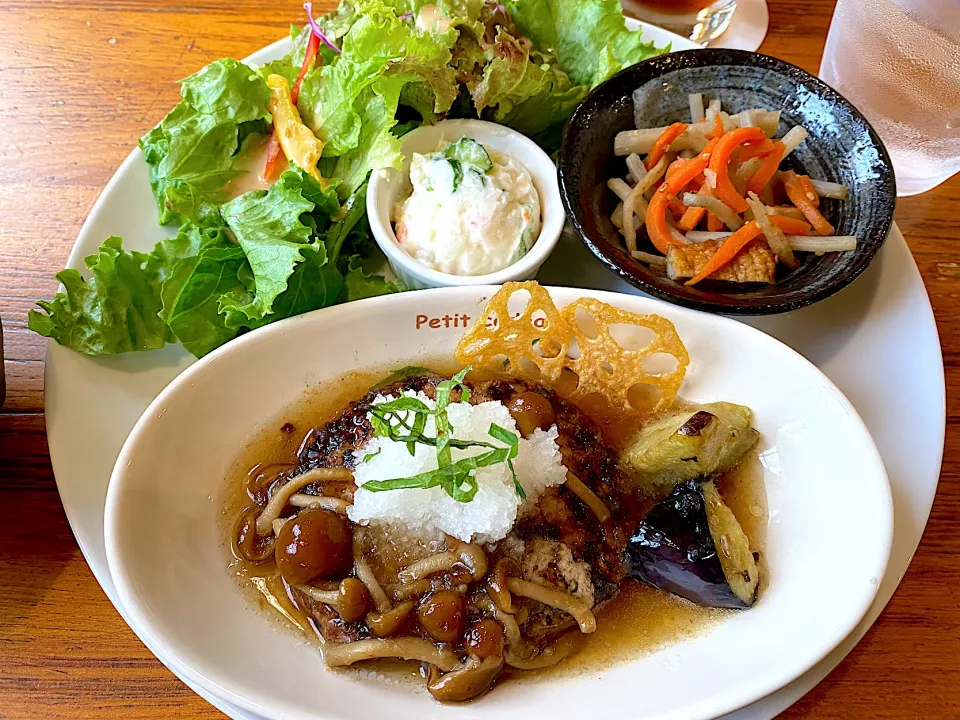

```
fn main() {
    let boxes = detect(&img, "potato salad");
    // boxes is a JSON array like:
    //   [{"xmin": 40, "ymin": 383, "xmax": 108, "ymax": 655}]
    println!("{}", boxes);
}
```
[{"xmin": 393, "ymin": 138, "xmax": 541, "ymax": 276}]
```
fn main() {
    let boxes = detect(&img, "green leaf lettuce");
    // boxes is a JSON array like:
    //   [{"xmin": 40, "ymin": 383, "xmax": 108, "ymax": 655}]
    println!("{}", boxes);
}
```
[
  {"xmin": 504, "ymin": 0, "xmax": 663, "ymax": 87},
  {"xmin": 140, "ymin": 59, "xmax": 272, "ymax": 226}
]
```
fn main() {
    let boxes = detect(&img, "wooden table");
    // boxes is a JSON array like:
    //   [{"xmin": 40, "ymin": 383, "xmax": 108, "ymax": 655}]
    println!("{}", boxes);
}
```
[{"xmin": 0, "ymin": 0, "xmax": 956, "ymax": 717}]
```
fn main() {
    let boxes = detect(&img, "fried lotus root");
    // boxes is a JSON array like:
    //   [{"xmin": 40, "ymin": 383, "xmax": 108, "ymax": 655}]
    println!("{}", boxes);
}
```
[
  {"xmin": 455, "ymin": 283, "xmax": 689, "ymax": 414},
  {"xmin": 562, "ymin": 298, "xmax": 689, "ymax": 415},
  {"xmin": 454, "ymin": 282, "xmax": 569, "ymax": 384}
]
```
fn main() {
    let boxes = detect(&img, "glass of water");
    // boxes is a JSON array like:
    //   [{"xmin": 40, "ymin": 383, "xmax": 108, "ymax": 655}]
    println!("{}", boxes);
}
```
[
  {"xmin": 621, "ymin": 0, "xmax": 737, "ymax": 44},
  {"xmin": 819, "ymin": 0, "xmax": 960, "ymax": 196}
]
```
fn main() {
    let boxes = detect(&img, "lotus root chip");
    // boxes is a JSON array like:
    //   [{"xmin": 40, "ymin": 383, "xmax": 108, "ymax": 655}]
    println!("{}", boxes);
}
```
[
  {"xmin": 454, "ymin": 282, "xmax": 569, "ymax": 383},
  {"xmin": 560, "ymin": 298, "xmax": 689, "ymax": 414}
]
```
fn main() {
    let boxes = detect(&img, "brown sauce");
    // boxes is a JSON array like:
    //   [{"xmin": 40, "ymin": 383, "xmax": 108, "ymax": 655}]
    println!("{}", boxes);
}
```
[{"xmin": 221, "ymin": 362, "xmax": 768, "ymax": 685}]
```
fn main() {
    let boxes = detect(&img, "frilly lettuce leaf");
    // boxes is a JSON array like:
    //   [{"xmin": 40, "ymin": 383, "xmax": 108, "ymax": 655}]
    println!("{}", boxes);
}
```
[
  {"xmin": 26, "ymin": 229, "xmax": 208, "ymax": 355},
  {"xmin": 504, "ymin": 0, "xmax": 663, "ymax": 87},
  {"xmin": 318, "ymin": 83, "xmax": 407, "ymax": 200},
  {"xmin": 470, "ymin": 27, "xmax": 588, "ymax": 142},
  {"xmin": 250, "ymin": 244, "xmax": 344, "ymax": 329},
  {"xmin": 218, "ymin": 168, "xmax": 321, "ymax": 325},
  {"xmin": 345, "ymin": 255, "xmax": 406, "ymax": 300},
  {"xmin": 140, "ymin": 59, "xmax": 271, "ymax": 226},
  {"xmin": 159, "ymin": 232, "xmax": 249, "ymax": 357},
  {"xmin": 299, "ymin": 0, "xmax": 461, "ymax": 198}
]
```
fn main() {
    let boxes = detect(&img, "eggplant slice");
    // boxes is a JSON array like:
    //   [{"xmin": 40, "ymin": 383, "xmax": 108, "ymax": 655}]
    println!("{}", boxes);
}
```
[
  {"xmin": 620, "ymin": 403, "xmax": 760, "ymax": 495},
  {"xmin": 625, "ymin": 479, "xmax": 759, "ymax": 609}
]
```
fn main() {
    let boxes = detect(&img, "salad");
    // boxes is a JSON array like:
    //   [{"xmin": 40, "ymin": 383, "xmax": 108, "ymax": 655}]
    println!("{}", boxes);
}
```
[{"xmin": 29, "ymin": 0, "xmax": 666, "ymax": 358}]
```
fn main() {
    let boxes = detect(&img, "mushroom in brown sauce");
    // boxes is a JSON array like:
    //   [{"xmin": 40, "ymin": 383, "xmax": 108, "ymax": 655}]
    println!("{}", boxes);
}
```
[{"xmin": 275, "ymin": 509, "xmax": 352, "ymax": 585}]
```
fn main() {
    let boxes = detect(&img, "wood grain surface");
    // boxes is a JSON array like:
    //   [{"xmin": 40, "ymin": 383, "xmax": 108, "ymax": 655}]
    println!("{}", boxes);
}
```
[{"xmin": 0, "ymin": 1, "xmax": 957, "ymax": 718}]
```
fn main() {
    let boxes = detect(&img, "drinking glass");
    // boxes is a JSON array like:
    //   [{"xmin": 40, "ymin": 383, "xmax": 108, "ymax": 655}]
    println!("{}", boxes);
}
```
[
  {"xmin": 819, "ymin": 0, "xmax": 960, "ymax": 196},
  {"xmin": 621, "ymin": 0, "xmax": 738, "ymax": 44}
]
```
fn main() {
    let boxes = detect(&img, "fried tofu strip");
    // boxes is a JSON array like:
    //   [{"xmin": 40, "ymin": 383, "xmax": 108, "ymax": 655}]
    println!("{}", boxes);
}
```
[{"xmin": 666, "ymin": 240, "xmax": 776, "ymax": 284}]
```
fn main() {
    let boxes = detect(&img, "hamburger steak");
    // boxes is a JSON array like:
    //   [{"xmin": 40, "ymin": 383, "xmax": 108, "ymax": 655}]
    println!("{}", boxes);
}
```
[{"xmin": 292, "ymin": 372, "xmax": 644, "ymax": 649}]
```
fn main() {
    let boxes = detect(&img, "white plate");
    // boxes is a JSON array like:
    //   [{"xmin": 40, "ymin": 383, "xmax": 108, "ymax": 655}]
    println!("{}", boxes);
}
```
[
  {"xmin": 104, "ymin": 285, "xmax": 892, "ymax": 720},
  {"xmin": 44, "ymin": 20, "xmax": 944, "ymax": 720}
]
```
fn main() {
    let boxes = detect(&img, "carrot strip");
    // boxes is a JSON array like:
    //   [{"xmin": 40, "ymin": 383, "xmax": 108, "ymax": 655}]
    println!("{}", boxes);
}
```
[
  {"xmin": 739, "ymin": 139, "xmax": 775, "ymax": 162},
  {"xmin": 665, "ymin": 158, "xmax": 689, "ymax": 184},
  {"xmin": 707, "ymin": 211, "xmax": 723, "ymax": 231},
  {"xmin": 712, "ymin": 114, "xmax": 724, "ymax": 138},
  {"xmin": 678, "ymin": 184, "xmax": 709, "ymax": 231},
  {"xmin": 709, "ymin": 128, "xmax": 765, "ymax": 213},
  {"xmin": 646, "ymin": 185, "xmax": 686, "ymax": 253},
  {"xmin": 746, "ymin": 140, "xmax": 785, "ymax": 194},
  {"xmin": 667, "ymin": 197, "xmax": 687, "ymax": 215},
  {"xmin": 797, "ymin": 174, "xmax": 820, "ymax": 207},
  {"xmin": 666, "ymin": 158, "xmax": 706, "ymax": 191},
  {"xmin": 665, "ymin": 140, "xmax": 715, "ymax": 193},
  {"xmin": 646, "ymin": 140, "xmax": 721, "ymax": 253},
  {"xmin": 768, "ymin": 215, "xmax": 811, "ymax": 235},
  {"xmin": 783, "ymin": 171, "xmax": 834, "ymax": 235},
  {"xmin": 646, "ymin": 122, "xmax": 688, "ymax": 170},
  {"xmin": 685, "ymin": 221, "xmax": 764, "ymax": 286}
]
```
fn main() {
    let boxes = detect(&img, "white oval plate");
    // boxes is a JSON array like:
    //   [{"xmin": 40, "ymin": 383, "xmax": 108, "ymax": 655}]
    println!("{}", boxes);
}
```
[
  {"xmin": 44, "ymin": 18, "xmax": 944, "ymax": 720},
  {"xmin": 104, "ymin": 285, "xmax": 892, "ymax": 720}
]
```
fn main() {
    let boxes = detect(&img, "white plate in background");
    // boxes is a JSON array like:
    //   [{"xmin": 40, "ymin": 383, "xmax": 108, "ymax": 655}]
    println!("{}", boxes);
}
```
[{"xmin": 622, "ymin": 0, "xmax": 770, "ymax": 51}]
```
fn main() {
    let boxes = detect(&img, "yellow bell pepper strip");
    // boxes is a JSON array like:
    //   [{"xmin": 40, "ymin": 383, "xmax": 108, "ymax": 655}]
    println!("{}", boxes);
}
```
[
  {"xmin": 783, "ymin": 171, "xmax": 834, "ymax": 235},
  {"xmin": 263, "ymin": 30, "xmax": 322, "ymax": 181},
  {"xmin": 745, "ymin": 140, "xmax": 785, "ymax": 195},
  {"xmin": 266, "ymin": 74, "xmax": 326, "ymax": 185},
  {"xmin": 708, "ymin": 127, "xmax": 766, "ymax": 214},
  {"xmin": 685, "ymin": 221, "xmax": 764, "ymax": 286},
  {"xmin": 646, "ymin": 122, "xmax": 688, "ymax": 170}
]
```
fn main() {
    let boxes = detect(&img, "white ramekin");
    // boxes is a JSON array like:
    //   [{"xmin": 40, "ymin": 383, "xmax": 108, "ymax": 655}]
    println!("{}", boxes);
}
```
[{"xmin": 366, "ymin": 119, "xmax": 564, "ymax": 290}]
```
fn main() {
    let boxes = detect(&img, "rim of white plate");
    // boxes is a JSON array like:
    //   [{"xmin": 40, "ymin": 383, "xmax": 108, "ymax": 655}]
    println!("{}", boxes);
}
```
[{"xmin": 104, "ymin": 284, "xmax": 893, "ymax": 720}]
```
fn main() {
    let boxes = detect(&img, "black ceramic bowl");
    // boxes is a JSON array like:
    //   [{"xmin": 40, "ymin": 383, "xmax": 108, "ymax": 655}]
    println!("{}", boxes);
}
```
[{"xmin": 558, "ymin": 49, "xmax": 896, "ymax": 315}]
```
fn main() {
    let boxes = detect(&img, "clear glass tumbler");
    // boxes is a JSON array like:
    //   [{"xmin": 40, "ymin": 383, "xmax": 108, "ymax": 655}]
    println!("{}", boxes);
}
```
[
  {"xmin": 620, "ymin": 0, "xmax": 738, "ymax": 44},
  {"xmin": 819, "ymin": 0, "xmax": 960, "ymax": 196}
]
